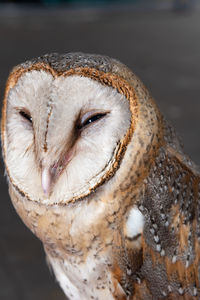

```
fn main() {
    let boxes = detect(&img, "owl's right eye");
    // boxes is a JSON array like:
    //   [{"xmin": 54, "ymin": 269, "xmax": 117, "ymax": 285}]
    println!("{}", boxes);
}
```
[{"xmin": 19, "ymin": 110, "xmax": 33, "ymax": 124}]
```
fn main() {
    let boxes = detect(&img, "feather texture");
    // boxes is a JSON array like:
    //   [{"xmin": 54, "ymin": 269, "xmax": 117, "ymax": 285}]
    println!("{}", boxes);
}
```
[{"xmin": 1, "ymin": 53, "xmax": 200, "ymax": 300}]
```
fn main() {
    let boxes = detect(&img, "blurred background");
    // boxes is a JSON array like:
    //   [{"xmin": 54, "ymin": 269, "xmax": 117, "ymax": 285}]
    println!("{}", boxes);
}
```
[{"xmin": 0, "ymin": 0, "xmax": 200, "ymax": 299}]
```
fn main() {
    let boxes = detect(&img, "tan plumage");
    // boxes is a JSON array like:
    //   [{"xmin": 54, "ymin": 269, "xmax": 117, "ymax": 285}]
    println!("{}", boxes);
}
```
[{"xmin": 1, "ymin": 53, "xmax": 200, "ymax": 300}]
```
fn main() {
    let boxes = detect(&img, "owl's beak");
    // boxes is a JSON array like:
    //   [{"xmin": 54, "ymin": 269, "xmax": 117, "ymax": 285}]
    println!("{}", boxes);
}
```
[
  {"xmin": 41, "ymin": 167, "xmax": 53, "ymax": 196},
  {"xmin": 41, "ymin": 147, "xmax": 75, "ymax": 197}
]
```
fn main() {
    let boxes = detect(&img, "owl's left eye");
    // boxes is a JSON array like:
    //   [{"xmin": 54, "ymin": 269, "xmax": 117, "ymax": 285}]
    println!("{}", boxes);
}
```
[
  {"xmin": 78, "ymin": 111, "xmax": 108, "ymax": 130},
  {"xmin": 19, "ymin": 110, "xmax": 33, "ymax": 124}
]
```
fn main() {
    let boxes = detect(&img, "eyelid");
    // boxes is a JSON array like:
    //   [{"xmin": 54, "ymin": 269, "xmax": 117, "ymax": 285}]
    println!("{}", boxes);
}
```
[
  {"xmin": 20, "ymin": 111, "xmax": 32, "ymax": 122},
  {"xmin": 17, "ymin": 107, "xmax": 33, "ymax": 124},
  {"xmin": 79, "ymin": 110, "xmax": 109, "ymax": 127}
]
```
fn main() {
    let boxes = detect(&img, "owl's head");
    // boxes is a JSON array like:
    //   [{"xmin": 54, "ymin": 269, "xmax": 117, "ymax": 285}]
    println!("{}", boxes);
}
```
[{"xmin": 1, "ymin": 53, "xmax": 163, "ymax": 206}]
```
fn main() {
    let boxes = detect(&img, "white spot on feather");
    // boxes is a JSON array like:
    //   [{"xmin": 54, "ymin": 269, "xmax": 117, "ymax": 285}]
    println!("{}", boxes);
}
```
[{"xmin": 126, "ymin": 207, "xmax": 144, "ymax": 238}]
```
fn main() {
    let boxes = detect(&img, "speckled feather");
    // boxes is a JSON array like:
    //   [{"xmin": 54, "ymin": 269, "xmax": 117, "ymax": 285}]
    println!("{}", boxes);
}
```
[{"xmin": 1, "ymin": 53, "xmax": 200, "ymax": 300}]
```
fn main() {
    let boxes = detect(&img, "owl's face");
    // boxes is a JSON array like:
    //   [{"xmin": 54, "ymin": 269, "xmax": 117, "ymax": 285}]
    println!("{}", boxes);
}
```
[{"xmin": 4, "ymin": 70, "xmax": 131, "ymax": 205}]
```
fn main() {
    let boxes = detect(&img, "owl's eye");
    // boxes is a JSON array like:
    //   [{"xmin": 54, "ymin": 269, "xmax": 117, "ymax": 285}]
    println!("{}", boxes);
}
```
[
  {"xmin": 78, "ymin": 111, "xmax": 108, "ymax": 130},
  {"xmin": 19, "ymin": 110, "xmax": 32, "ymax": 123}
]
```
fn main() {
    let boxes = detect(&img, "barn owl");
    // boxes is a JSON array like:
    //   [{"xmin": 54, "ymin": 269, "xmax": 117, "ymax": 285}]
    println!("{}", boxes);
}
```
[{"xmin": 1, "ymin": 52, "xmax": 200, "ymax": 300}]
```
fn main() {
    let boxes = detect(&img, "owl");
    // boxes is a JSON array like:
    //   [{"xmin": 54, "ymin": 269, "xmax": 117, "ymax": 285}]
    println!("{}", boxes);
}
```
[{"xmin": 1, "ymin": 52, "xmax": 200, "ymax": 300}]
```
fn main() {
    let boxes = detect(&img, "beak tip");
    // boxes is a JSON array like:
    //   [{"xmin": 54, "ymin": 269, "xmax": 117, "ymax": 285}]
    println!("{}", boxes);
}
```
[{"xmin": 43, "ymin": 188, "xmax": 48, "ymax": 196}]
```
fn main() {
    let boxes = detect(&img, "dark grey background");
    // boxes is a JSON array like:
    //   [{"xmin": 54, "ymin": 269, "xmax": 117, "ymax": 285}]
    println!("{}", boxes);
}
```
[{"xmin": 0, "ymin": 2, "xmax": 200, "ymax": 299}]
